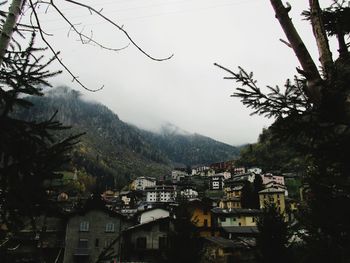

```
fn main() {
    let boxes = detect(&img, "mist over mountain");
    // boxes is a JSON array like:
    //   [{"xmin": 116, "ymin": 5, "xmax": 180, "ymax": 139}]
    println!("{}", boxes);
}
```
[{"xmin": 15, "ymin": 86, "xmax": 239, "ymax": 188}]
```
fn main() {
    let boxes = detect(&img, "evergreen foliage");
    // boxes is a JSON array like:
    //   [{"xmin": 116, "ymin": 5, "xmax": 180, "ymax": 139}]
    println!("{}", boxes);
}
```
[
  {"xmin": 0, "ymin": 35, "xmax": 79, "ymax": 241},
  {"xmin": 256, "ymin": 204, "xmax": 289, "ymax": 263},
  {"xmin": 216, "ymin": 1, "xmax": 350, "ymax": 261}
]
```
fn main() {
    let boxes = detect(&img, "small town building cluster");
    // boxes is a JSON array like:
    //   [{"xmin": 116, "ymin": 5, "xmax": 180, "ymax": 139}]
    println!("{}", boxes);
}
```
[{"xmin": 2, "ymin": 162, "xmax": 300, "ymax": 263}]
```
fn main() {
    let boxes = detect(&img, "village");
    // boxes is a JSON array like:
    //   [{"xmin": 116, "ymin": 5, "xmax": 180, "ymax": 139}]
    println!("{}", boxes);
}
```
[{"xmin": 3, "ymin": 160, "xmax": 304, "ymax": 263}]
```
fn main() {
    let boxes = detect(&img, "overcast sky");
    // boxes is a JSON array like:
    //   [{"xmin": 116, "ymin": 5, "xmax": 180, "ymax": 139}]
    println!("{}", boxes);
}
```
[{"xmin": 29, "ymin": 0, "xmax": 334, "ymax": 146}]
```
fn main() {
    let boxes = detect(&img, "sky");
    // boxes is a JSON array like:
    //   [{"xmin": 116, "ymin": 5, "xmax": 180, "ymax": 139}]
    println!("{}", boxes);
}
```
[{"xmin": 24, "ymin": 0, "xmax": 334, "ymax": 146}]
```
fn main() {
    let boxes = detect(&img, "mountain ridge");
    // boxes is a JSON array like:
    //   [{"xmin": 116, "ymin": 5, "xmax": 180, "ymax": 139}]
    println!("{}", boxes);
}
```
[{"xmin": 16, "ymin": 86, "xmax": 240, "ymax": 188}]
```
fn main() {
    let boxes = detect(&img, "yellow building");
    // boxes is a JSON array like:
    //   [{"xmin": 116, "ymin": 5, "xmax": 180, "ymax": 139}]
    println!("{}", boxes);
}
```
[
  {"xmin": 258, "ymin": 187, "xmax": 286, "ymax": 214},
  {"xmin": 219, "ymin": 197, "xmax": 241, "ymax": 209},
  {"xmin": 188, "ymin": 200, "xmax": 217, "ymax": 237},
  {"xmin": 211, "ymin": 208, "xmax": 260, "ymax": 227}
]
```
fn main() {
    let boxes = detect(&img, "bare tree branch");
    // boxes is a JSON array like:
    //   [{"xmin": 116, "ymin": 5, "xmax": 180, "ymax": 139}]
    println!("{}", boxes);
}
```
[
  {"xmin": 63, "ymin": 0, "xmax": 174, "ymax": 62},
  {"xmin": 28, "ymin": 0, "xmax": 103, "ymax": 92},
  {"xmin": 47, "ymin": 0, "xmax": 130, "ymax": 52}
]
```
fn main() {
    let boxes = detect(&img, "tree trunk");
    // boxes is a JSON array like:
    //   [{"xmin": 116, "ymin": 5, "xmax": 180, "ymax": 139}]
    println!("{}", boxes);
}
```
[
  {"xmin": 0, "ymin": 0, "xmax": 25, "ymax": 65},
  {"xmin": 309, "ymin": 0, "xmax": 334, "ymax": 81},
  {"xmin": 270, "ymin": 0, "xmax": 323, "ymax": 104}
]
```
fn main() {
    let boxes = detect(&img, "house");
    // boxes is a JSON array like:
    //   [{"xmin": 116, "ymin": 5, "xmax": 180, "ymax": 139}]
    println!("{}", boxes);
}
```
[
  {"xmin": 264, "ymin": 181, "xmax": 288, "ymax": 196},
  {"xmin": 145, "ymin": 185, "xmax": 175, "ymax": 203},
  {"xmin": 192, "ymin": 166, "xmax": 215, "ymax": 177},
  {"xmin": 179, "ymin": 186, "xmax": 199, "ymax": 201},
  {"xmin": 247, "ymin": 167, "xmax": 262, "ymax": 174},
  {"xmin": 211, "ymin": 208, "xmax": 260, "ymax": 228},
  {"xmin": 233, "ymin": 167, "xmax": 246, "ymax": 175},
  {"xmin": 209, "ymin": 174, "xmax": 225, "ymax": 190},
  {"xmin": 136, "ymin": 208, "xmax": 170, "ymax": 224},
  {"xmin": 3, "ymin": 216, "xmax": 66, "ymax": 263},
  {"xmin": 221, "ymin": 226, "xmax": 259, "ymax": 239},
  {"xmin": 187, "ymin": 199, "xmax": 215, "ymax": 237},
  {"xmin": 171, "ymin": 170, "xmax": 188, "ymax": 182},
  {"xmin": 131, "ymin": 176, "xmax": 157, "ymax": 191},
  {"xmin": 200, "ymin": 236, "xmax": 256, "ymax": 263},
  {"xmin": 258, "ymin": 186, "xmax": 286, "ymax": 214},
  {"xmin": 210, "ymin": 160, "xmax": 236, "ymax": 173},
  {"xmin": 230, "ymin": 172, "xmax": 255, "ymax": 183},
  {"xmin": 63, "ymin": 196, "xmax": 129, "ymax": 263},
  {"xmin": 219, "ymin": 197, "xmax": 241, "ymax": 209},
  {"xmin": 122, "ymin": 217, "xmax": 173, "ymax": 262},
  {"xmin": 261, "ymin": 173, "xmax": 285, "ymax": 186}
]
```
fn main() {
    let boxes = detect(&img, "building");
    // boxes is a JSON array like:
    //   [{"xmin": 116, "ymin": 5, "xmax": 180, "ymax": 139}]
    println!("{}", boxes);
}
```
[
  {"xmin": 122, "ymin": 217, "xmax": 173, "ymax": 262},
  {"xmin": 201, "ymin": 236, "xmax": 256, "ymax": 263},
  {"xmin": 145, "ymin": 185, "xmax": 175, "ymax": 203},
  {"xmin": 131, "ymin": 176, "xmax": 157, "ymax": 191},
  {"xmin": 3, "ymin": 216, "xmax": 66, "ymax": 263},
  {"xmin": 137, "ymin": 208, "xmax": 170, "ymax": 224},
  {"xmin": 258, "ymin": 186, "xmax": 286, "ymax": 214},
  {"xmin": 179, "ymin": 186, "xmax": 199, "ymax": 201},
  {"xmin": 219, "ymin": 197, "xmax": 241, "ymax": 209},
  {"xmin": 233, "ymin": 167, "xmax": 246, "ymax": 175},
  {"xmin": 192, "ymin": 166, "xmax": 215, "ymax": 176},
  {"xmin": 211, "ymin": 208, "xmax": 260, "ymax": 228},
  {"xmin": 261, "ymin": 173, "xmax": 285, "ymax": 186},
  {"xmin": 171, "ymin": 170, "xmax": 188, "ymax": 182},
  {"xmin": 230, "ymin": 173, "xmax": 255, "ymax": 184},
  {"xmin": 63, "ymin": 196, "xmax": 129, "ymax": 263},
  {"xmin": 209, "ymin": 174, "xmax": 225, "ymax": 190},
  {"xmin": 247, "ymin": 167, "xmax": 262, "ymax": 174},
  {"xmin": 187, "ymin": 199, "xmax": 215, "ymax": 237}
]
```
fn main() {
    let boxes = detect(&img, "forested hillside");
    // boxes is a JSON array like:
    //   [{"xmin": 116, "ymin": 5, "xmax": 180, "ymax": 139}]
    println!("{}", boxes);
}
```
[{"xmin": 15, "ymin": 86, "xmax": 239, "ymax": 188}]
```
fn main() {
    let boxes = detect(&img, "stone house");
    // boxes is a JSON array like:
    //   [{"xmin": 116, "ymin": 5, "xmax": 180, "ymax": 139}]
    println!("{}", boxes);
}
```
[{"xmin": 63, "ymin": 197, "xmax": 129, "ymax": 263}]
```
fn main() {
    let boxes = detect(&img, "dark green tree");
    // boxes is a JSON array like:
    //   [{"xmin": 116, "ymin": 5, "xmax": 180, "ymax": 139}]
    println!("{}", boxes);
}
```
[
  {"xmin": 241, "ymin": 181, "xmax": 255, "ymax": 209},
  {"xmin": 167, "ymin": 201, "xmax": 201, "ymax": 263},
  {"xmin": 253, "ymin": 174, "xmax": 264, "ymax": 209},
  {"xmin": 256, "ymin": 204, "xmax": 289, "ymax": 263},
  {"xmin": 216, "ymin": 0, "xmax": 350, "ymax": 262},
  {"xmin": 0, "ymin": 33, "xmax": 80, "ymax": 259}
]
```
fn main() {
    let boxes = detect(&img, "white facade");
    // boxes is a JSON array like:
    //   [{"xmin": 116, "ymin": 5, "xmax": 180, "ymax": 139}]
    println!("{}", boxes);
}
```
[
  {"xmin": 217, "ymin": 172, "xmax": 231, "ymax": 180},
  {"xmin": 180, "ymin": 188, "xmax": 199, "ymax": 200},
  {"xmin": 191, "ymin": 166, "xmax": 215, "ymax": 176},
  {"xmin": 233, "ymin": 167, "xmax": 246, "ymax": 175},
  {"xmin": 247, "ymin": 167, "xmax": 262, "ymax": 175},
  {"xmin": 132, "ymin": 176, "xmax": 156, "ymax": 191},
  {"xmin": 139, "ymin": 208, "xmax": 170, "ymax": 224},
  {"xmin": 171, "ymin": 170, "xmax": 187, "ymax": 182},
  {"xmin": 145, "ymin": 185, "xmax": 175, "ymax": 203},
  {"xmin": 262, "ymin": 173, "xmax": 285, "ymax": 186}
]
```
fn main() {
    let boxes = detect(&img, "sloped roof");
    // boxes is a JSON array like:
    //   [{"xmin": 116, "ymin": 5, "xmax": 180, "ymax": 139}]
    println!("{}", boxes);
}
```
[{"xmin": 211, "ymin": 207, "xmax": 261, "ymax": 215}]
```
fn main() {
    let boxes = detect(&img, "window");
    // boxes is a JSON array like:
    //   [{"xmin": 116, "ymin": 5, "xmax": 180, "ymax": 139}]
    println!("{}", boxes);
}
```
[
  {"xmin": 95, "ymin": 238, "xmax": 99, "ymax": 247},
  {"xmin": 252, "ymin": 217, "xmax": 255, "ymax": 222},
  {"xmin": 78, "ymin": 239, "xmax": 88, "ymax": 248},
  {"xmin": 159, "ymin": 236, "xmax": 168, "ymax": 249},
  {"xmin": 136, "ymin": 237, "xmax": 147, "ymax": 249},
  {"xmin": 79, "ymin": 221, "xmax": 89, "ymax": 232},
  {"xmin": 105, "ymin": 223, "xmax": 115, "ymax": 232}
]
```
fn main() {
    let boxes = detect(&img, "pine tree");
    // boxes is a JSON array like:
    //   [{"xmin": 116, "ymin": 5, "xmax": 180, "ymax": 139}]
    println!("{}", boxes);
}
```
[
  {"xmin": 257, "ymin": 204, "xmax": 289, "ymax": 263},
  {"xmin": 0, "ymin": 33, "xmax": 79, "ymax": 255},
  {"xmin": 216, "ymin": 0, "xmax": 350, "ymax": 261}
]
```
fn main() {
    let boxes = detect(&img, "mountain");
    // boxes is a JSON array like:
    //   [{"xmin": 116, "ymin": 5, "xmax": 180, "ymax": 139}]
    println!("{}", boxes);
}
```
[
  {"xmin": 15, "ymin": 86, "xmax": 239, "ymax": 188},
  {"xmin": 140, "ymin": 123, "xmax": 240, "ymax": 167}
]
